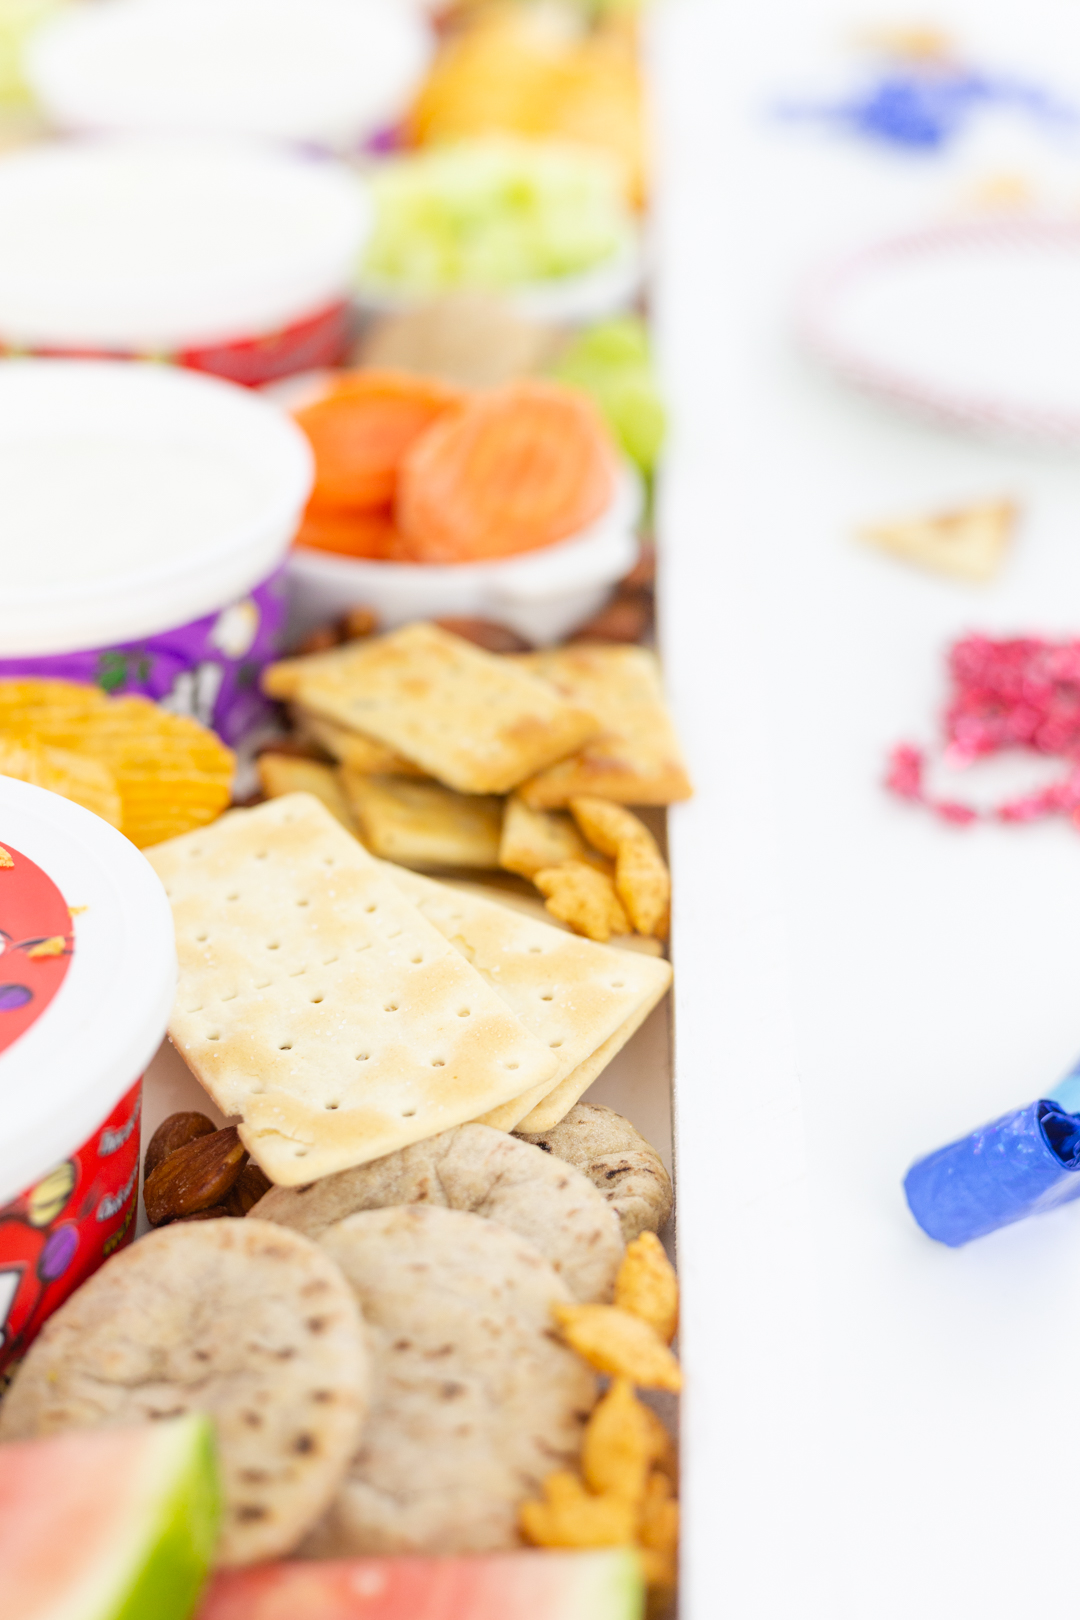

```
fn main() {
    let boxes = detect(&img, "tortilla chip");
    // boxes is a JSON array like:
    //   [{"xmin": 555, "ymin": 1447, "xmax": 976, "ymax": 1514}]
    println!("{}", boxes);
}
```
[{"xmin": 859, "ymin": 498, "xmax": 1016, "ymax": 583}]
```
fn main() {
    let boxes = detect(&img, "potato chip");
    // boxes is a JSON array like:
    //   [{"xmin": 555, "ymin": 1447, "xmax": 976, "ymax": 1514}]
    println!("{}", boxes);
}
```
[
  {"xmin": 0, "ymin": 679, "xmax": 108, "ymax": 733},
  {"xmin": 570, "ymin": 798, "xmax": 670, "ymax": 939},
  {"xmin": 519, "ymin": 1470, "xmax": 638, "ymax": 1549},
  {"xmin": 257, "ymin": 753, "xmax": 356, "ymax": 833},
  {"xmin": 551, "ymin": 1303, "xmax": 682, "ymax": 1392},
  {"xmin": 0, "ymin": 737, "xmax": 122, "ymax": 828},
  {"xmin": 500, "ymin": 793, "xmax": 607, "ymax": 879},
  {"xmin": 0, "ymin": 685, "xmax": 235, "ymax": 848},
  {"xmin": 534, "ymin": 862, "xmax": 630, "ymax": 943},
  {"xmin": 582, "ymin": 1378, "xmax": 653, "ymax": 1505},
  {"xmin": 614, "ymin": 1232, "xmax": 678, "ymax": 1345}
]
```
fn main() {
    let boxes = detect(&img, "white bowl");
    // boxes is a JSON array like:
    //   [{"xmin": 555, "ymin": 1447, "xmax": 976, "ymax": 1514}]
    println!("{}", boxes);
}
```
[
  {"xmin": 287, "ymin": 466, "xmax": 642, "ymax": 645},
  {"xmin": 356, "ymin": 229, "xmax": 645, "ymax": 327},
  {"xmin": 27, "ymin": 0, "xmax": 433, "ymax": 152}
]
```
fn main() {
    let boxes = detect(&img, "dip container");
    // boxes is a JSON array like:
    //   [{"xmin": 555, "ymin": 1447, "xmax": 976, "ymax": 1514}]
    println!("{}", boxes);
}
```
[
  {"xmin": 27, "ymin": 0, "xmax": 432, "ymax": 154},
  {"xmin": 0, "ymin": 777, "xmax": 176, "ymax": 1381},
  {"xmin": 0, "ymin": 135, "xmax": 371, "ymax": 384},
  {"xmin": 0, "ymin": 359, "xmax": 314, "ymax": 743}
]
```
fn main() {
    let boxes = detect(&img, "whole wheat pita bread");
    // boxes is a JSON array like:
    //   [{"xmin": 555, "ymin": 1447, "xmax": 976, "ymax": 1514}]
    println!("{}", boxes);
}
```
[
  {"xmin": 384, "ymin": 866, "xmax": 671, "ymax": 1132},
  {"xmin": 0, "ymin": 1220, "xmax": 368, "ymax": 1568},
  {"xmin": 251, "ymin": 1121, "xmax": 624, "ymax": 1302},
  {"xmin": 305, "ymin": 1206, "xmax": 596, "ymax": 1554},
  {"xmin": 146, "ymin": 795, "xmax": 558, "ymax": 1185}
]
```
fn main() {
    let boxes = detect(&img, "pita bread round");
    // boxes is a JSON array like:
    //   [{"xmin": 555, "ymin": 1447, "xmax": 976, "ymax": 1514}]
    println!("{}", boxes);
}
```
[
  {"xmin": 252, "ymin": 1122, "xmax": 624, "ymax": 1302},
  {"xmin": 516, "ymin": 1103, "xmax": 673, "ymax": 1241},
  {"xmin": 305, "ymin": 1204, "xmax": 597, "ymax": 1555},
  {"xmin": 0, "ymin": 1219, "xmax": 369, "ymax": 1567}
]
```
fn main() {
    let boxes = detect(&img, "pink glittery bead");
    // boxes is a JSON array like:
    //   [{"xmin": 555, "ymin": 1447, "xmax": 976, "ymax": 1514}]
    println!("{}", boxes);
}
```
[{"xmin": 886, "ymin": 635, "xmax": 1080, "ymax": 830}]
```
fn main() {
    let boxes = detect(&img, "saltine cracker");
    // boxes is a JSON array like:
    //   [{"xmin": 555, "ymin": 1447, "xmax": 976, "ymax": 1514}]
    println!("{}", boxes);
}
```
[
  {"xmin": 385, "ymin": 866, "xmax": 671, "ymax": 1131},
  {"xmin": 515, "ymin": 646, "xmax": 692, "ymax": 808},
  {"xmin": 146, "ymin": 795, "xmax": 558, "ymax": 1184},
  {"xmin": 291, "ymin": 622, "xmax": 600, "ymax": 794}
]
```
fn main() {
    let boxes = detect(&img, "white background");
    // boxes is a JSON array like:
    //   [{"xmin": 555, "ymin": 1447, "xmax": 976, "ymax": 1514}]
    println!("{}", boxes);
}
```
[{"xmin": 654, "ymin": 2, "xmax": 1080, "ymax": 1615}]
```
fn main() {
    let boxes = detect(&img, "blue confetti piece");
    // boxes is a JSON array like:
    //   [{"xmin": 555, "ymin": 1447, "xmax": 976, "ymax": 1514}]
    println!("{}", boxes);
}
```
[
  {"xmin": 776, "ymin": 67, "xmax": 1078, "ymax": 153},
  {"xmin": 904, "ymin": 1099, "xmax": 1080, "ymax": 1246}
]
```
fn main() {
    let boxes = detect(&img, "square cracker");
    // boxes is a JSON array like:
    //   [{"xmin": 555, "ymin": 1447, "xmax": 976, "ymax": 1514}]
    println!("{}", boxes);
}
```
[
  {"xmin": 291, "ymin": 622, "xmax": 601, "ymax": 795},
  {"xmin": 145, "ymin": 794, "xmax": 559, "ymax": 1185},
  {"xmin": 257, "ymin": 754, "xmax": 356, "ymax": 833},
  {"xmin": 342, "ymin": 773, "xmax": 503, "ymax": 869},
  {"xmin": 514, "ymin": 646, "xmax": 692, "ymax": 808},
  {"xmin": 440, "ymin": 879, "xmax": 665, "ymax": 958},
  {"xmin": 385, "ymin": 866, "xmax": 671, "ymax": 1132},
  {"xmin": 293, "ymin": 709, "xmax": 426, "ymax": 778}
]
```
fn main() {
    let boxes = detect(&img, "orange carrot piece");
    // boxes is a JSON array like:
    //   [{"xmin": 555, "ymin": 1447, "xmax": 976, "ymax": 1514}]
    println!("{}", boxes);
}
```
[
  {"xmin": 294, "ymin": 503, "xmax": 403, "ymax": 560},
  {"xmin": 395, "ymin": 380, "xmax": 616, "ymax": 563},
  {"xmin": 294, "ymin": 370, "xmax": 467, "ymax": 512}
]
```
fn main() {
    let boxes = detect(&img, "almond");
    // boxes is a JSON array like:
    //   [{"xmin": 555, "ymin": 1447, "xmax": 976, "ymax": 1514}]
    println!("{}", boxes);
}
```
[
  {"xmin": 143, "ymin": 1126, "xmax": 248, "ymax": 1227},
  {"xmin": 225, "ymin": 1160, "xmax": 274, "ymax": 1217},
  {"xmin": 144, "ymin": 1111, "xmax": 216, "ymax": 1179}
]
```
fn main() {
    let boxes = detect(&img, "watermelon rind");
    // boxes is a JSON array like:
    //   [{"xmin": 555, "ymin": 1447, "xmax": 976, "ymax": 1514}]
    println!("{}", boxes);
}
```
[
  {"xmin": 45, "ymin": 1414, "xmax": 220, "ymax": 1620},
  {"xmin": 575, "ymin": 1550, "xmax": 647, "ymax": 1620}
]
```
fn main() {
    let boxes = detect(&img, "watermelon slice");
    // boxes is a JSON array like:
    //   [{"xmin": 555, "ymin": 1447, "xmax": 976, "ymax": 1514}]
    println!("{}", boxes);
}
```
[
  {"xmin": 198, "ymin": 1550, "xmax": 644, "ymax": 1620},
  {"xmin": 0, "ymin": 1414, "xmax": 220, "ymax": 1620}
]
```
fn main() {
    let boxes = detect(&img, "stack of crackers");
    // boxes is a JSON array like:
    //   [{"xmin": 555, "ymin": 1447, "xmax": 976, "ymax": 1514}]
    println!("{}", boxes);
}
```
[
  {"xmin": 147, "ymin": 793, "xmax": 672, "ymax": 1186},
  {"xmin": 259, "ymin": 620, "xmax": 691, "ymax": 947}
]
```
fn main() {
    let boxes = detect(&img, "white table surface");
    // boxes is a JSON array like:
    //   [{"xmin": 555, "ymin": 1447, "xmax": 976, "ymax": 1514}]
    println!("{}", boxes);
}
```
[{"xmin": 654, "ymin": 2, "xmax": 1080, "ymax": 1616}]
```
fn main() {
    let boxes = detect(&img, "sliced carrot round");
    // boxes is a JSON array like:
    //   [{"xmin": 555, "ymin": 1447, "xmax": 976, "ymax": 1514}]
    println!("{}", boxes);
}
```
[
  {"xmin": 294, "ymin": 503, "xmax": 402, "ymax": 560},
  {"xmin": 294, "ymin": 370, "xmax": 467, "ymax": 512},
  {"xmin": 395, "ymin": 379, "xmax": 617, "ymax": 563}
]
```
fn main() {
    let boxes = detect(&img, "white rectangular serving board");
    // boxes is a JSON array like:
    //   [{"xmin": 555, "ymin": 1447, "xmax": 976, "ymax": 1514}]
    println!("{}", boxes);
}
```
[{"xmin": 652, "ymin": 1, "xmax": 1080, "ymax": 1617}]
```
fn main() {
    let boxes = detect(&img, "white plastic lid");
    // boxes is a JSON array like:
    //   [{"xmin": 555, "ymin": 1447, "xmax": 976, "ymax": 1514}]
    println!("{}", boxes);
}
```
[
  {"xmin": 0, "ymin": 135, "xmax": 371, "ymax": 350},
  {"xmin": 27, "ymin": 0, "xmax": 433, "ymax": 152},
  {"xmin": 0, "ymin": 778, "xmax": 177, "ymax": 1205},
  {"xmin": 0, "ymin": 360, "xmax": 315, "ymax": 656}
]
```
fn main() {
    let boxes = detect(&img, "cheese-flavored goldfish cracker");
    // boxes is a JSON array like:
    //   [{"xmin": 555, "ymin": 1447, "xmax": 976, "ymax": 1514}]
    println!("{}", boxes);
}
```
[
  {"xmin": 582, "ymin": 1378, "xmax": 653, "ymax": 1505},
  {"xmin": 519, "ymin": 1470, "xmax": 638, "ymax": 1550},
  {"xmin": 570, "ymin": 798, "xmax": 670, "ymax": 939},
  {"xmin": 614, "ymin": 1231, "xmax": 678, "ymax": 1344},
  {"xmin": 534, "ymin": 862, "xmax": 630, "ymax": 943},
  {"xmin": 552, "ymin": 1303, "xmax": 682, "ymax": 1392}
]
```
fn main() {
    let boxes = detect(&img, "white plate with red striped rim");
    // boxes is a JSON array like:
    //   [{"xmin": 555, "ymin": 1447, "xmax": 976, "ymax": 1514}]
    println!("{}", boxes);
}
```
[{"xmin": 798, "ymin": 219, "xmax": 1080, "ymax": 444}]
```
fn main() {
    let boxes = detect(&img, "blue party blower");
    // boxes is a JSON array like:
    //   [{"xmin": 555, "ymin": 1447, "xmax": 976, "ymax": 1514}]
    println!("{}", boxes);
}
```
[{"xmin": 904, "ymin": 1058, "xmax": 1080, "ymax": 1246}]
